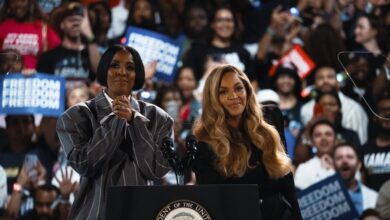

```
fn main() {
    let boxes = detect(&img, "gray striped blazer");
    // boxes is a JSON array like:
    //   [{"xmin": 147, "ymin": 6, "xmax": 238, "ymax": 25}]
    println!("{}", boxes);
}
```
[{"xmin": 56, "ymin": 91, "xmax": 173, "ymax": 220}]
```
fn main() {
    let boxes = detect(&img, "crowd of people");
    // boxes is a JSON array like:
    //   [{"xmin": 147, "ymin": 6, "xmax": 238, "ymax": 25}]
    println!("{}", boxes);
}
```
[{"xmin": 0, "ymin": 0, "xmax": 389, "ymax": 219}]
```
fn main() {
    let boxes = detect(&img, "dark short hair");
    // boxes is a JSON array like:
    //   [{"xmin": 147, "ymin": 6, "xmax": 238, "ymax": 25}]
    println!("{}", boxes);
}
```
[
  {"xmin": 309, "ymin": 118, "xmax": 335, "ymax": 138},
  {"xmin": 96, "ymin": 45, "xmax": 145, "ymax": 90},
  {"xmin": 359, "ymin": 208, "xmax": 382, "ymax": 220},
  {"xmin": 332, "ymin": 142, "xmax": 359, "ymax": 159},
  {"xmin": 315, "ymin": 89, "xmax": 342, "ymax": 108},
  {"xmin": 32, "ymin": 184, "xmax": 60, "ymax": 199},
  {"xmin": 271, "ymin": 66, "xmax": 302, "ymax": 99},
  {"xmin": 5, "ymin": 114, "xmax": 35, "ymax": 127}
]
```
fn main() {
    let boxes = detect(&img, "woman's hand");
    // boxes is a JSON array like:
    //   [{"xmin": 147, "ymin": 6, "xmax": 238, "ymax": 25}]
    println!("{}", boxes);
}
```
[
  {"xmin": 16, "ymin": 166, "xmax": 30, "ymax": 188},
  {"xmin": 112, "ymin": 95, "xmax": 133, "ymax": 122},
  {"xmin": 81, "ymin": 9, "xmax": 94, "ymax": 42}
]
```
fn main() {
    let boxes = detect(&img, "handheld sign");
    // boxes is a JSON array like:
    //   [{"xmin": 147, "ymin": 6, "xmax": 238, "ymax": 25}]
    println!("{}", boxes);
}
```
[
  {"xmin": 269, "ymin": 45, "xmax": 315, "ymax": 79},
  {"xmin": 124, "ymin": 27, "xmax": 184, "ymax": 82},
  {"xmin": 0, "ymin": 73, "xmax": 65, "ymax": 116},
  {"xmin": 297, "ymin": 174, "xmax": 359, "ymax": 220}
]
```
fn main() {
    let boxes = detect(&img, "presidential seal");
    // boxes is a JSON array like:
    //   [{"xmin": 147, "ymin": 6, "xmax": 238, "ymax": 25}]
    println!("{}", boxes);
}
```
[{"xmin": 155, "ymin": 200, "xmax": 212, "ymax": 220}]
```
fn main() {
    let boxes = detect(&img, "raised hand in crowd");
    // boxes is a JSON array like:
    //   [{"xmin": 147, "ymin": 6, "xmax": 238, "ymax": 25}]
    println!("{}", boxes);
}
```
[
  {"xmin": 320, "ymin": 154, "xmax": 334, "ymax": 170},
  {"xmin": 80, "ymin": 8, "xmax": 95, "ymax": 45},
  {"xmin": 269, "ymin": 6, "xmax": 293, "ymax": 36},
  {"xmin": 80, "ymin": 7, "xmax": 100, "ymax": 75},
  {"xmin": 5, "ymin": 161, "xmax": 47, "ymax": 219},
  {"xmin": 144, "ymin": 60, "xmax": 158, "ymax": 81},
  {"xmin": 256, "ymin": 6, "xmax": 293, "ymax": 60},
  {"xmin": 53, "ymin": 167, "xmax": 79, "ymax": 202}
]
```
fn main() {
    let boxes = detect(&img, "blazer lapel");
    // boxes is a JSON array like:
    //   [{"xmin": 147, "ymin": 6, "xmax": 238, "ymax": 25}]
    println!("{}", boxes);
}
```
[{"xmin": 92, "ymin": 91, "xmax": 113, "ymax": 124}]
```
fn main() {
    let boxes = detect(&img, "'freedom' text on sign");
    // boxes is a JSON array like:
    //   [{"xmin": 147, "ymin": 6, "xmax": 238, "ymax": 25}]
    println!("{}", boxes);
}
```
[
  {"xmin": 298, "ymin": 174, "xmax": 358, "ymax": 220},
  {"xmin": 0, "ymin": 73, "xmax": 65, "ymax": 116}
]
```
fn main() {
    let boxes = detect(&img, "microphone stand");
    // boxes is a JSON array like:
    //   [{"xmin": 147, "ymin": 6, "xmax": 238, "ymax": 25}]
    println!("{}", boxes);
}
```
[
  {"xmin": 161, "ymin": 137, "xmax": 182, "ymax": 185},
  {"xmin": 161, "ymin": 136, "xmax": 198, "ymax": 185}
]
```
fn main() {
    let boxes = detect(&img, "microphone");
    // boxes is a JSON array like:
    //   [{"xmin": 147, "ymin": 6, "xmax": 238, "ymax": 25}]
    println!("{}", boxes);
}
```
[
  {"xmin": 161, "ymin": 137, "xmax": 179, "ymax": 173},
  {"xmin": 181, "ymin": 135, "xmax": 198, "ymax": 175}
]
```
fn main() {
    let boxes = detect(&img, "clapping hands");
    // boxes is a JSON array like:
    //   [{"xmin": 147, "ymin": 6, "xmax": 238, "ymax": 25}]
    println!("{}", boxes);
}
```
[{"xmin": 112, "ymin": 95, "xmax": 134, "ymax": 122}]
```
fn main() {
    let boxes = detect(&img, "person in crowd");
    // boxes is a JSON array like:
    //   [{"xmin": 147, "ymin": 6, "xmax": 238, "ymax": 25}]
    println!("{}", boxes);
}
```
[
  {"xmin": 333, "ymin": 143, "xmax": 378, "ymax": 215},
  {"xmin": 270, "ymin": 65, "xmax": 303, "ymax": 138},
  {"xmin": 353, "ymin": 13, "xmax": 387, "ymax": 67},
  {"xmin": 256, "ymin": 89, "xmax": 291, "ymax": 158},
  {"xmin": 360, "ymin": 91, "xmax": 390, "ymax": 191},
  {"xmin": 125, "ymin": 0, "xmax": 161, "ymax": 33},
  {"xmin": 36, "ymin": 115, "xmax": 62, "ymax": 179},
  {"xmin": 19, "ymin": 184, "xmax": 69, "ymax": 220},
  {"xmin": 154, "ymin": 84, "xmax": 183, "ymax": 147},
  {"xmin": 87, "ymin": 1, "xmax": 113, "ymax": 55},
  {"xmin": 305, "ymin": 23, "xmax": 345, "ymax": 75},
  {"xmin": 315, "ymin": 90, "xmax": 361, "ymax": 148},
  {"xmin": 0, "ymin": 115, "xmax": 40, "ymax": 193},
  {"xmin": 0, "ymin": 165, "xmax": 6, "ymax": 209},
  {"xmin": 157, "ymin": 0, "xmax": 185, "ymax": 37},
  {"xmin": 192, "ymin": 64, "xmax": 302, "ymax": 220},
  {"xmin": 300, "ymin": 66, "xmax": 368, "ymax": 145},
  {"xmin": 0, "ymin": 0, "xmax": 61, "ymax": 75},
  {"xmin": 184, "ymin": 6, "xmax": 253, "ymax": 82},
  {"xmin": 0, "ymin": 48, "xmax": 23, "ymax": 147},
  {"xmin": 65, "ymin": 82, "xmax": 91, "ymax": 109},
  {"xmin": 294, "ymin": 118, "xmax": 336, "ymax": 189},
  {"xmin": 254, "ymin": 5, "xmax": 302, "ymax": 88},
  {"xmin": 174, "ymin": 66, "xmax": 201, "ymax": 131},
  {"xmin": 182, "ymin": 3, "xmax": 210, "ymax": 49},
  {"xmin": 341, "ymin": 53, "xmax": 375, "ymax": 118},
  {"xmin": 376, "ymin": 179, "xmax": 390, "ymax": 220},
  {"xmin": 6, "ymin": 159, "xmax": 72, "ymax": 220},
  {"xmin": 0, "ymin": 49, "xmax": 24, "ymax": 74},
  {"xmin": 56, "ymin": 45, "xmax": 173, "ymax": 219},
  {"xmin": 36, "ymin": 2, "xmax": 100, "ymax": 89},
  {"xmin": 5, "ymin": 159, "xmax": 47, "ymax": 218}
]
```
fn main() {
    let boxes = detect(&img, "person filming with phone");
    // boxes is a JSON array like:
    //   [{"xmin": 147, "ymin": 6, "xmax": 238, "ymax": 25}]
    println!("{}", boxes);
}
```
[
  {"xmin": 0, "ymin": 115, "xmax": 39, "ymax": 194},
  {"xmin": 5, "ymin": 157, "xmax": 73, "ymax": 220},
  {"xmin": 5, "ymin": 156, "xmax": 47, "ymax": 219}
]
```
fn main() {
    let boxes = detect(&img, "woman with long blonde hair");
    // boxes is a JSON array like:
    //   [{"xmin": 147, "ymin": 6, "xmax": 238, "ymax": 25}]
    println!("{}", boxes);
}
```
[{"xmin": 192, "ymin": 64, "xmax": 302, "ymax": 219}]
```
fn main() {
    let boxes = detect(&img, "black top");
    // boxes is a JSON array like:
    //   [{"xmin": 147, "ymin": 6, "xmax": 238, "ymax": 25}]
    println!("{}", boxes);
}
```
[
  {"xmin": 36, "ymin": 45, "xmax": 95, "ymax": 81},
  {"xmin": 193, "ymin": 141, "xmax": 302, "ymax": 220},
  {"xmin": 360, "ymin": 139, "xmax": 390, "ymax": 191}
]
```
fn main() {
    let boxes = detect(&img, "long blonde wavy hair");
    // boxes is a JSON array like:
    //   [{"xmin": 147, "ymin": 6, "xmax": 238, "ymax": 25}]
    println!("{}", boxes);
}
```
[{"xmin": 193, "ymin": 64, "xmax": 291, "ymax": 179}]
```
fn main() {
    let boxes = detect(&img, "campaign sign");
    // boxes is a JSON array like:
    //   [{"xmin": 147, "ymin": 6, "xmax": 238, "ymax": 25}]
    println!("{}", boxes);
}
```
[
  {"xmin": 269, "ymin": 45, "xmax": 315, "ymax": 79},
  {"xmin": 0, "ymin": 73, "xmax": 65, "ymax": 116},
  {"xmin": 297, "ymin": 174, "xmax": 359, "ymax": 220},
  {"xmin": 124, "ymin": 27, "xmax": 184, "ymax": 82}
]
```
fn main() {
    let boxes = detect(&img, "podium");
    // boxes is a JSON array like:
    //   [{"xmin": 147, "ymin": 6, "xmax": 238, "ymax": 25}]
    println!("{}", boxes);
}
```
[{"xmin": 106, "ymin": 184, "xmax": 261, "ymax": 220}]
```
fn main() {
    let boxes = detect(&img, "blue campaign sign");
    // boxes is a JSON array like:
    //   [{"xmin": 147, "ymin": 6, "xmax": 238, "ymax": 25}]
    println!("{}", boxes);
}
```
[
  {"xmin": 124, "ymin": 26, "xmax": 184, "ymax": 82},
  {"xmin": 297, "ymin": 174, "xmax": 359, "ymax": 220},
  {"xmin": 0, "ymin": 73, "xmax": 66, "ymax": 116}
]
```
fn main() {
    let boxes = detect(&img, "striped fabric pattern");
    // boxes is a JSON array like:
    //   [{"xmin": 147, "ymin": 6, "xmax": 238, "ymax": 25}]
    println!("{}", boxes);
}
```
[{"xmin": 56, "ymin": 91, "xmax": 173, "ymax": 220}]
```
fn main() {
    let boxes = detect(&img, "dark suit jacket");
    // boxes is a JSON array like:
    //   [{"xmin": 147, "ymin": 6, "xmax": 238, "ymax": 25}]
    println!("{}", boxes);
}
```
[{"xmin": 56, "ymin": 91, "xmax": 173, "ymax": 220}]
